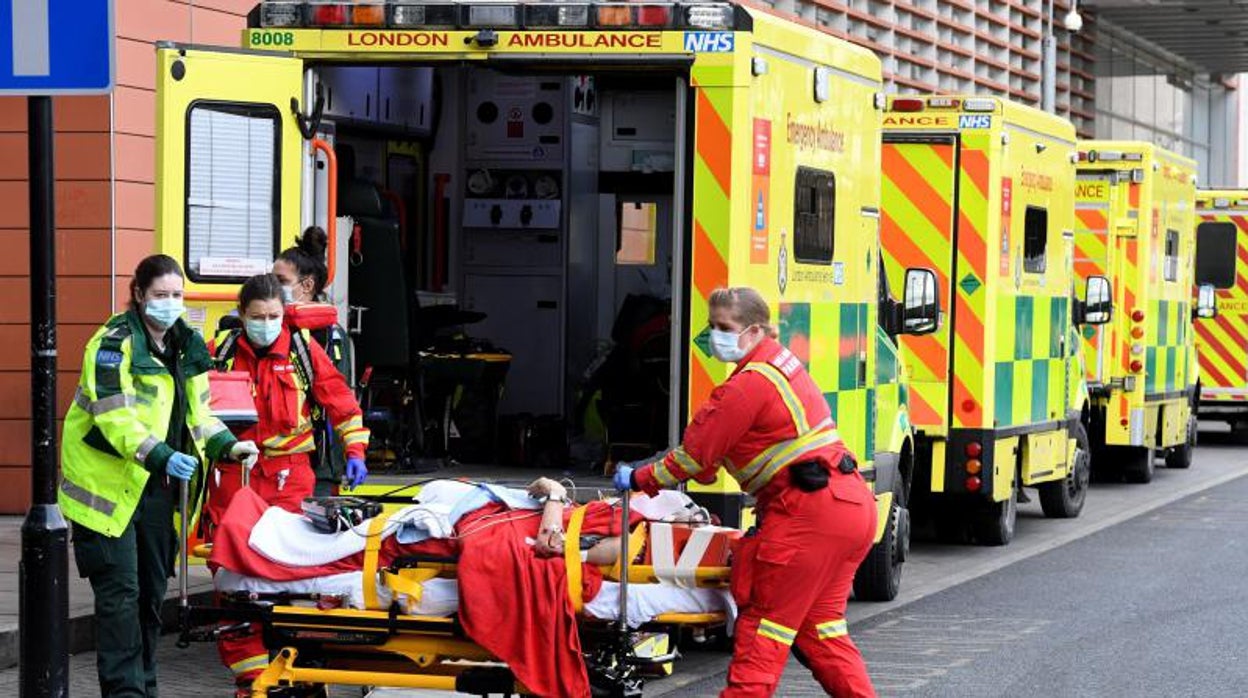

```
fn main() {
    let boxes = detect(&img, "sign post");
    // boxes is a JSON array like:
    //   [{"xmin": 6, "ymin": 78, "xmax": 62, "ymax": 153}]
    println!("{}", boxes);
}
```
[{"xmin": 1, "ymin": 2, "xmax": 115, "ymax": 696}]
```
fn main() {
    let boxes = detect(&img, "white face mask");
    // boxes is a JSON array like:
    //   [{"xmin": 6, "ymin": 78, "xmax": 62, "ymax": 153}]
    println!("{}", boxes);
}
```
[
  {"xmin": 710, "ymin": 328, "xmax": 748, "ymax": 363},
  {"xmin": 280, "ymin": 285, "xmax": 296, "ymax": 304},
  {"xmin": 245, "ymin": 317, "xmax": 283, "ymax": 348},
  {"xmin": 143, "ymin": 297, "xmax": 184, "ymax": 329}
]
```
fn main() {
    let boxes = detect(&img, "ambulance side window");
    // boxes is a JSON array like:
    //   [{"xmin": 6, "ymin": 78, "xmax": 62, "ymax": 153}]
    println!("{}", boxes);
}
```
[
  {"xmin": 1163, "ymin": 230, "xmax": 1180, "ymax": 282},
  {"xmin": 183, "ymin": 103, "xmax": 281, "ymax": 283},
  {"xmin": 793, "ymin": 167, "xmax": 835, "ymax": 264},
  {"xmin": 1023, "ymin": 206, "xmax": 1047, "ymax": 274},
  {"xmin": 1195, "ymin": 222, "xmax": 1237, "ymax": 289}
]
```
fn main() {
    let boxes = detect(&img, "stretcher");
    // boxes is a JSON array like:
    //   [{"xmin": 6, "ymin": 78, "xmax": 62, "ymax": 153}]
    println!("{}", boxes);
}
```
[{"xmin": 176, "ymin": 482, "xmax": 739, "ymax": 697}]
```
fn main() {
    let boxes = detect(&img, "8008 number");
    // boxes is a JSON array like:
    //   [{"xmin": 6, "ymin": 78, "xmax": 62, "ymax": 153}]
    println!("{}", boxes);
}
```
[{"xmin": 250, "ymin": 30, "xmax": 295, "ymax": 47}]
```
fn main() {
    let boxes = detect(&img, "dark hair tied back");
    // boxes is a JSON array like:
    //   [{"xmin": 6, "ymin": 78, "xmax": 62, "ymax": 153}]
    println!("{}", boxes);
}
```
[
  {"xmin": 277, "ymin": 226, "xmax": 330, "ymax": 298},
  {"xmin": 239, "ymin": 273, "xmax": 285, "ymax": 310},
  {"xmin": 129, "ymin": 254, "xmax": 184, "ymax": 312}
]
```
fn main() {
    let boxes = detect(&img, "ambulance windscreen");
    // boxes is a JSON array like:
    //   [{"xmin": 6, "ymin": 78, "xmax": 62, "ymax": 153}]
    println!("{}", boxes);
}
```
[{"xmin": 1195, "ymin": 222, "xmax": 1237, "ymax": 289}]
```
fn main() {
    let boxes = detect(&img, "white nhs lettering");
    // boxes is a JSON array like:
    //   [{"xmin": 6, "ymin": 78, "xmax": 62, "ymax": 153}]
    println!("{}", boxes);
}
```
[{"xmin": 684, "ymin": 32, "xmax": 734, "ymax": 53}]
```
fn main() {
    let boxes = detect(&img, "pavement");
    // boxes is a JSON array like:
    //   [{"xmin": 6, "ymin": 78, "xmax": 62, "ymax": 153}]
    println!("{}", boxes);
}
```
[{"xmin": 2, "ymin": 427, "xmax": 1246, "ymax": 695}]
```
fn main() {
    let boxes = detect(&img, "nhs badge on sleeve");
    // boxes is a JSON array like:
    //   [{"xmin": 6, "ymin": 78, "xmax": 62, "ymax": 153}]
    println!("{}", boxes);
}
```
[
  {"xmin": 684, "ymin": 32, "xmax": 734, "ymax": 53},
  {"xmin": 959, "ymin": 115, "xmax": 992, "ymax": 129},
  {"xmin": 95, "ymin": 350, "xmax": 124, "ymax": 367}
]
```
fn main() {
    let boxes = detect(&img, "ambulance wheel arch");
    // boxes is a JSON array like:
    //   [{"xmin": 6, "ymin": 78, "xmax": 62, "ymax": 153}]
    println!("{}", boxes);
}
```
[{"xmin": 155, "ymin": 45, "xmax": 307, "ymax": 333}]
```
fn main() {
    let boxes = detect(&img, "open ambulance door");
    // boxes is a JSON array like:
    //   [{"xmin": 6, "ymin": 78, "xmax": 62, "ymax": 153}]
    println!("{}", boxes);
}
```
[{"xmin": 155, "ymin": 44, "xmax": 308, "ymax": 335}]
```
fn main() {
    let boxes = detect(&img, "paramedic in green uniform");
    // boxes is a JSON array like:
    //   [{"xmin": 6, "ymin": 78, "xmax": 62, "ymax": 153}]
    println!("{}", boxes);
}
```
[{"xmin": 58, "ymin": 254, "xmax": 258, "ymax": 696}]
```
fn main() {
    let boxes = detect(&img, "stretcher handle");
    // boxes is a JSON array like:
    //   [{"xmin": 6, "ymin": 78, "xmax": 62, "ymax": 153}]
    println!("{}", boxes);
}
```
[
  {"xmin": 311, "ymin": 138, "xmax": 338, "ymax": 286},
  {"xmin": 618, "ymin": 492, "xmax": 630, "ymax": 634}
]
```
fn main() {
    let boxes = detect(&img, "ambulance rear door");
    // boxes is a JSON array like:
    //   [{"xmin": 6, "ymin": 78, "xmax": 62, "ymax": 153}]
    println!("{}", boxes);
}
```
[
  {"xmin": 155, "ymin": 44, "xmax": 307, "ymax": 335},
  {"xmin": 1193, "ymin": 203, "xmax": 1248, "ymax": 399},
  {"xmin": 1074, "ymin": 172, "xmax": 1115, "ymax": 384},
  {"xmin": 880, "ymin": 135, "xmax": 959, "ymax": 433}
]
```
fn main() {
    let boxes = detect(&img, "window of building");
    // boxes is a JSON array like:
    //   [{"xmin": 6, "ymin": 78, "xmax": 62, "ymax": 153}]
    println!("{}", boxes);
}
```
[
  {"xmin": 1023, "ymin": 206, "xmax": 1047, "ymax": 274},
  {"xmin": 1195, "ymin": 222, "xmax": 1237, "ymax": 288},
  {"xmin": 185, "ymin": 103, "xmax": 281, "ymax": 282},
  {"xmin": 1163, "ymin": 229, "xmax": 1180, "ymax": 282},
  {"xmin": 616, "ymin": 201, "xmax": 657, "ymax": 265},
  {"xmin": 793, "ymin": 167, "xmax": 835, "ymax": 264}
]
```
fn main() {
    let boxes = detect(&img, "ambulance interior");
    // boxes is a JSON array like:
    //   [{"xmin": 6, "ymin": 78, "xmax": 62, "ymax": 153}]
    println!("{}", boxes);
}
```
[{"xmin": 312, "ymin": 64, "xmax": 683, "ymax": 472}]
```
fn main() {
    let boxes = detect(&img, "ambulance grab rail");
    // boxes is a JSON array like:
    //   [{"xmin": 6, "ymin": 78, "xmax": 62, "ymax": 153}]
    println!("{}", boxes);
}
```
[{"xmin": 184, "ymin": 140, "xmax": 337, "ymax": 303}]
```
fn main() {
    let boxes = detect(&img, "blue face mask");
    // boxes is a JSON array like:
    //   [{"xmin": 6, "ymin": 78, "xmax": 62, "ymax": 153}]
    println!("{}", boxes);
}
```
[
  {"xmin": 143, "ymin": 297, "xmax": 184, "ymax": 329},
  {"xmin": 710, "ymin": 328, "xmax": 747, "ymax": 363},
  {"xmin": 245, "ymin": 317, "xmax": 284, "ymax": 348}
]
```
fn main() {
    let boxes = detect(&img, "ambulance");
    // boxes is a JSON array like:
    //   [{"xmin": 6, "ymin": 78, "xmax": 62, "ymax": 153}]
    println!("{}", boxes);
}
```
[
  {"xmin": 153, "ymin": 0, "xmax": 939, "ymax": 601},
  {"xmin": 879, "ymin": 96, "xmax": 1111, "ymax": 546},
  {"xmin": 1191, "ymin": 191, "xmax": 1245, "ymax": 427},
  {"xmin": 1074, "ymin": 142, "xmax": 1212, "ymax": 481}
]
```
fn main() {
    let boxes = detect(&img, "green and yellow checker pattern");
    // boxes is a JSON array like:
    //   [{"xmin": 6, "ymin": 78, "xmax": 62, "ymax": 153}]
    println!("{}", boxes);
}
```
[
  {"xmin": 1143, "ymin": 299, "xmax": 1190, "ymax": 397},
  {"xmin": 992, "ymin": 295, "xmax": 1071, "ymax": 427}
]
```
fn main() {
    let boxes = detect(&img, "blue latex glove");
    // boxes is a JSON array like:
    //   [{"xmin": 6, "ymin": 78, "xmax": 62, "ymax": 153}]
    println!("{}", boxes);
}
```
[
  {"xmin": 345, "ymin": 457, "xmax": 368, "ymax": 490},
  {"xmin": 166, "ymin": 452, "xmax": 198, "ymax": 481},
  {"xmin": 613, "ymin": 464, "xmax": 635, "ymax": 493}
]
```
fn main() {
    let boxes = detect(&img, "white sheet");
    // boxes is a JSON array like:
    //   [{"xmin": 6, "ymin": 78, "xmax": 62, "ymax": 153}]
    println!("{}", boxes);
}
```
[
  {"xmin": 248, "ymin": 503, "xmax": 453, "ymax": 567},
  {"xmin": 213, "ymin": 571, "xmax": 733, "ymax": 629}
]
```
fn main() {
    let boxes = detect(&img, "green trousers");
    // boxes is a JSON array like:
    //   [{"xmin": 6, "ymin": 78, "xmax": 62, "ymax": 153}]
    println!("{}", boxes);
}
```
[{"xmin": 73, "ymin": 481, "xmax": 176, "ymax": 697}]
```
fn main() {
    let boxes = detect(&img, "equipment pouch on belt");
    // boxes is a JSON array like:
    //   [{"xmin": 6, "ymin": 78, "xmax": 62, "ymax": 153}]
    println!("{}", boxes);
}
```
[{"xmin": 789, "ymin": 462, "xmax": 829, "ymax": 492}]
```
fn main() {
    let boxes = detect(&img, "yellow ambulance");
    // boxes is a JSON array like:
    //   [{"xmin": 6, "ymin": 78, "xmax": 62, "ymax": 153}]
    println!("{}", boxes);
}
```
[
  {"xmin": 1074, "ymin": 142, "xmax": 1212, "ymax": 481},
  {"xmin": 154, "ymin": 0, "xmax": 939, "ymax": 600},
  {"xmin": 1192, "ymin": 191, "xmax": 1246, "ymax": 428},
  {"xmin": 880, "ymin": 96, "xmax": 1111, "ymax": 546}
]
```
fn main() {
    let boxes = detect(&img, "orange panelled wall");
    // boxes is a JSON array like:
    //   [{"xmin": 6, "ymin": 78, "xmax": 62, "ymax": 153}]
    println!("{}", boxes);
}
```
[{"xmin": 0, "ymin": 0, "xmax": 253, "ymax": 513}]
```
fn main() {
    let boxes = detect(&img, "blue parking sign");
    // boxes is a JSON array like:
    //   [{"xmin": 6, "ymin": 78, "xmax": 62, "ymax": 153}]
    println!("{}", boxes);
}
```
[{"xmin": 0, "ymin": 0, "xmax": 114, "ymax": 95}]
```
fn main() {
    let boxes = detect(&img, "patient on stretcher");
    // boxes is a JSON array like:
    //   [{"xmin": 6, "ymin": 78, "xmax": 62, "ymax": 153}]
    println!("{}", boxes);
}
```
[{"xmin": 208, "ymin": 478, "xmax": 735, "ymax": 629}]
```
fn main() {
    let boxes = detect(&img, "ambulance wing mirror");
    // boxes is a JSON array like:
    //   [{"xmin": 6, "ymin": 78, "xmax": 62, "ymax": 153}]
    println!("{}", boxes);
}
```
[
  {"xmin": 1195, "ymin": 283, "xmax": 1218, "ymax": 320},
  {"xmin": 1080, "ymin": 276, "xmax": 1113, "ymax": 326},
  {"xmin": 901, "ymin": 268, "xmax": 940, "ymax": 336}
]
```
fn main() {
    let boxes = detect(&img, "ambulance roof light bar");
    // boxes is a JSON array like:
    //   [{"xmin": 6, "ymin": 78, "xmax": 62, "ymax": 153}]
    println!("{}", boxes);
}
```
[
  {"xmin": 887, "ymin": 96, "xmax": 997, "ymax": 113},
  {"xmin": 1077, "ymin": 149, "xmax": 1145, "ymax": 164},
  {"xmin": 254, "ymin": 0, "xmax": 743, "ymax": 30}
]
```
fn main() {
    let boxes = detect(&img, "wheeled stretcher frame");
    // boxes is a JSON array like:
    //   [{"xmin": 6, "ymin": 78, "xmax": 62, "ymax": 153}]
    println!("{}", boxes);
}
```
[{"xmin": 176, "ymin": 486, "xmax": 733, "ymax": 697}]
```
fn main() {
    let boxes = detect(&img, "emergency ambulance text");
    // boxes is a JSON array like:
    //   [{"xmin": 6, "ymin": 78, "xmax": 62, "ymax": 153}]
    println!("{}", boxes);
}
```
[{"xmin": 786, "ymin": 114, "xmax": 846, "ymax": 153}]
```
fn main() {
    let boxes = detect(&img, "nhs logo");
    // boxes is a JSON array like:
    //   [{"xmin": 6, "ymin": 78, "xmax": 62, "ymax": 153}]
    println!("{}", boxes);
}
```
[
  {"xmin": 684, "ymin": 32, "xmax": 734, "ymax": 53},
  {"xmin": 959, "ymin": 115, "xmax": 992, "ymax": 129}
]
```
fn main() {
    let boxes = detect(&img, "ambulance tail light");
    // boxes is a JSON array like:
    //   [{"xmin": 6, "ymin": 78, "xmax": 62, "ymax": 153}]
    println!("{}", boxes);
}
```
[
  {"xmin": 1131, "ymin": 327, "xmax": 1144, "ymax": 339},
  {"xmin": 1213, "ymin": 197, "xmax": 1231, "ymax": 208},
  {"xmin": 1132, "ymin": 309, "xmax": 1145, "ymax": 323},
  {"xmin": 965, "ymin": 476, "xmax": 982, "ymax": 493},
  {"xmin": 965, "ymin": 459, "xmax": 983, "ymax": 476},
  {"xmin": 465, "ymin": 4, "xmax": 519, "ymax": 27},
  {"xmin": 260, "ymin": 0, "xmax": 305, "ymax": 27},
  {"xmin": 1130, "ymin": 343, "xmax": 1144, "ymax": 356},
  {"xmin": 307, "ymin": 1, "xmax": 350, "ymax": 25},
  {"xmin": 891, "ymin": 98, "xmax": 925, "ymax": 112},
  {"xmin": 525, "ymin": 3, "xmax": 591, "ymax": 27},
  {"xmin": 595, "ymin": 4, "xmax": 633, "ymax": 26},
  {"xmin": 963, "ymin": 98, "xmax": 996, "ymax": 112},
  {"xmin": 965, "ymin": 442, "xmax": 983, "ymax": 458},
  {"xmin": 686, "ymin": 3, "xmax": 734, "ymax": 29},
  {"xmin": 927, "ymin": 97, "xmax": 960, "ymax": 109},
  {"xmin": 1130, "ymin": 360, "xmax": 1144, "ymax": 374},
  {"xmin": 637, "ymin": 5, "xmax": 675, "ymax": 27},
  {"xmin": 352, "ymin": 2, "xmax": 387, "ymax": 25}
]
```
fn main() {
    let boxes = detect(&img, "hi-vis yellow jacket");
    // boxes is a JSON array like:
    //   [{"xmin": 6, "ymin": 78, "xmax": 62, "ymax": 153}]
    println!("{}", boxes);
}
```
[{"xmin": 59, "ymin": 311, "xmax": 236, "ymax": 537}]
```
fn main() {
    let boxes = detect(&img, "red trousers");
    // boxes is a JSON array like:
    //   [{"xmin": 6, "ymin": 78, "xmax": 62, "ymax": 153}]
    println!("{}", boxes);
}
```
[
  {"xmin": 205, "ymin": 455, "xmax": 315, "ymax": 684},
  {"xmin": 723, "ymin": 473, "xmax": 878, "ymax": 698}
]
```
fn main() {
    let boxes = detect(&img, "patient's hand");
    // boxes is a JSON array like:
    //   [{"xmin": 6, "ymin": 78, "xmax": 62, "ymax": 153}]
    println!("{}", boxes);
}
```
[
  {"xmin": 527, "ymin": 477, "xmax": 569, "ymax": 502},
  {"xmin": 535, "ymin": 527, "xmax": 565, "ymax": 557}
]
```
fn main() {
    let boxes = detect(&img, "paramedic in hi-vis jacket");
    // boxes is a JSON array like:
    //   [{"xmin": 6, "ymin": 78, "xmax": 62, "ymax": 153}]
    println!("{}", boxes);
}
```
[
  {"xmin": 204, "ymin": 273, "xmax": 371, "ymax": 694},
  {"xmin": 60, "ymin": 255, "xmax": 259, "ymax": 697},
  {"xmin": 615, "ymin": 287, "xmax": 877, "ymax": 698}
]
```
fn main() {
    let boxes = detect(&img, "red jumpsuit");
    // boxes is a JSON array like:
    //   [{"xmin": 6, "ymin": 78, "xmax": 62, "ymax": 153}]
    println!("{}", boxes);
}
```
[
  {"xmin": 204, "ymin": 326, "xmax": 370, "ymax": 685},
  {"xmin": 634, "ymin": 337, "xmax": 877, "ymax": 697}
]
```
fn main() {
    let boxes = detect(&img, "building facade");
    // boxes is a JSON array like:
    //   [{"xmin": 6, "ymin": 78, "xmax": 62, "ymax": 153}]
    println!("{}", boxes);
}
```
[{"xmin": 0, "ymin": 0, "xmax": 1239, "ymax": 512}]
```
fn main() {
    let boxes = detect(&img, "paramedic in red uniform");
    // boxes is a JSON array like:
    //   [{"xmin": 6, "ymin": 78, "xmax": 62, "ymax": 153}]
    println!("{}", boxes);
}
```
[
  {"xmin": 204, "ymin": 274, "xmax": 371, "ymax": 695},
  {"xmin": 615, "ymin": 287, "xmax": 878, "ymax": 698}
]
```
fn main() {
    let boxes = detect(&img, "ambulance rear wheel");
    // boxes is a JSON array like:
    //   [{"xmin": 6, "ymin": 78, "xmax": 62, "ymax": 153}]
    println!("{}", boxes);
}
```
[
  {"xmin": 1122, "ymin": 446, "xmax": 1155, "ymax": 484},
  {"xmin": 970, "ymin": 475, "xmax": 1017, "ymax": 546},
  {"xmin": 1039, "ymin": 422, "xmax": 1090, "ymax": 519},
  {"xmin": 1165, "ymin": 416, "xmax": 1197, "ymax": 469},
  {"xmin": 853, "ymin": 478, "xmax": 908, "ymax": 602}
]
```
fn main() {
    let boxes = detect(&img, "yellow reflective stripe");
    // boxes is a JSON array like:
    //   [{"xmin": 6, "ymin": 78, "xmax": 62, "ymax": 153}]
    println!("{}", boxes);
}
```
[
  {"xmin": 670, "ymin": 447, "xmax": 701, "ymax": 478},
  {"xmin": 229, "ymin": 654, "xmax": 269, "ymax": 676},
  {"xmin": 743, "ymin": 363, "xmax": 809, "ymax": 432},
  {"xmin": 59, "ymin": 477, "xmax": 117, "ymax": 517},
  {"xmin": 757, "ymin": 618, "xmax": 797, "ymax": 646},
  {"xmin": 335, "ymin": 415, "xmax": 365, "ymax": 434},
  {"xmin": 342, "ymin": 431, "xmax": 370, "ymax": 446},
  {"xmin": 652, "ymin": 462, "xmax": 680, "ymax": 487},
  {"xmin": 73, "ymin": 388, "xmax": 135, "ymax": 416},
  {"xmin": 737, "ymin": 417, "xmax": 834, "ymax": 485},
  {"xmin": 745, "ymin": 430, "xmax": 843, "ymax": 494},
  {"xmin": 190, "ymin": 419, "xmax": 227, "ymax": 442},
  {"xmin": 817, "ymin": 619, "xmax": 848, "ymax": 639}
]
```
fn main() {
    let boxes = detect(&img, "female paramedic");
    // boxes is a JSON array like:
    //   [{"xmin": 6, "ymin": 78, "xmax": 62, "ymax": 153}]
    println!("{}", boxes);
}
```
[
  {"xmin": 59, "ymin": 254, "xmax": 258, "ymax": 697},
  {"xmin": 272, "ymin": 226, "xmax": 354, "ymax": 496},
  {"xmin": 614, "ymin": 287, "xmax": 878, "ymax": 698},
  {"xmin": 204, "ymin": 273, "xmax": 371, "ymax": 693}
]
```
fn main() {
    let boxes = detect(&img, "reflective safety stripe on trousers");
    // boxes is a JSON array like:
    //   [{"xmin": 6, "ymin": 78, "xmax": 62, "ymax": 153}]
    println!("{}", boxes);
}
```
[
  {"xmin": 816, "ymin": 618, "xmax": 848, "ymax": 640},
  {"xmin": 758, "ymin": 618, "xmax": 797, "ymax": 646},
  {"xmin": 734, "ymin": 362, "xmax": 842, "ymax": 495}
]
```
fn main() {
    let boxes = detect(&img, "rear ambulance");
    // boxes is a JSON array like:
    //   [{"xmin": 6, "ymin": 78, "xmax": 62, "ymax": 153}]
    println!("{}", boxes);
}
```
[
  {"xmin": 1192, "ymin": 191, "xmax": 1248, "ymax": 427},
  {"xmin": 153, "ymin": 0, "xmax": 931, "ymax": 601},
  {"xmin": 880, "ymin": 96, "xmax": 1107, "ymax": 546},
  {"xmin": 1074, "ymin": 142, "xmax": 1203, "ymax": 480}
]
